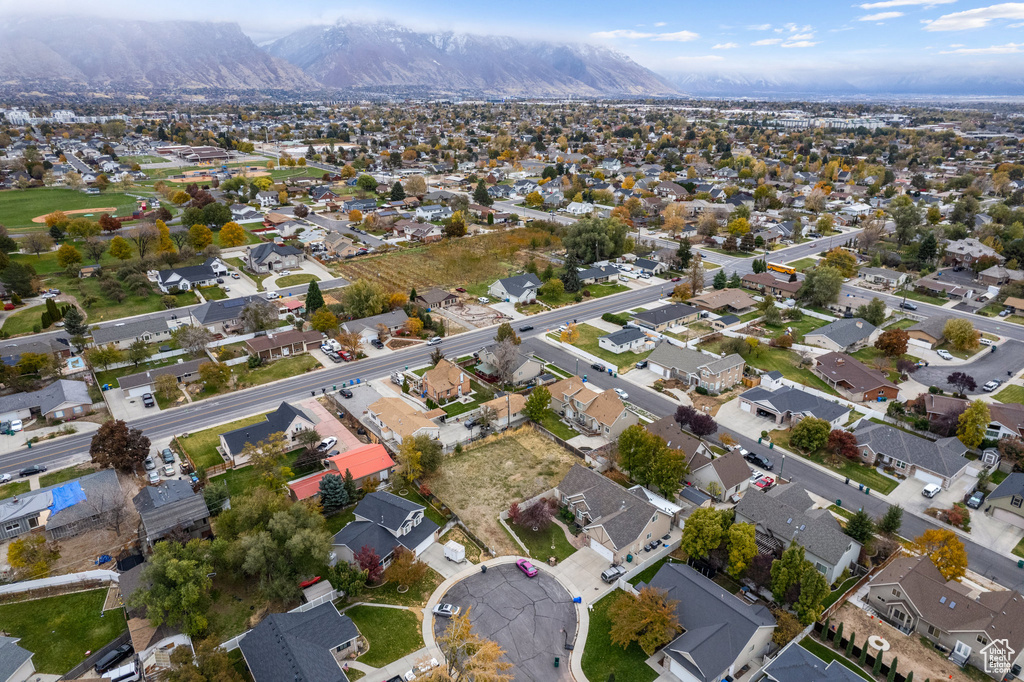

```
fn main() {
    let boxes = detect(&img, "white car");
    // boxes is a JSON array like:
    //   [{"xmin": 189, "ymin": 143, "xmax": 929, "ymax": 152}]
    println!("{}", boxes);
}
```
[
  {"xmin": 922, "ymin": 483, "xmax": 942, "ymax": 498},
  {"xmin": 614, "ymin": 388, "xmax": 629, "ymax": 400},
  {"xmin": 317, "ymin": 437, "xmax": 338, "ymax": 452},
  {"xmin": 936, "ymin": 349, "xmax": 954, "ymax": 360},
  {"xmin": 477, "ymin": 296, "xmax": 490, "ymax": 304},
  {"xmin": 432, "ymin": 603, "xmax": 461, "ymax": 617},
  {"xmin": 979, "ymin": 338, "xmax": 993, "ymax": 346},
  {"xmin": 265, "ymin": 291, "xmax": 280, "ymax": 300},
  {"xmin": 41, "ymin": 292, "xmax": 57, "ymax": 299},
  {"xmin": 9, "ymin": 419, "xmax": 22, "ymax": 432},
  {"xmin": 0, "ymin": 473, "xmax": 11, "ymax": 484}
]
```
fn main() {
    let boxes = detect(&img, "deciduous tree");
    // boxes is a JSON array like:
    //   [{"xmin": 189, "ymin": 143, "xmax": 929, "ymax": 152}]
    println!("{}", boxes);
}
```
[
  {"xmin": 523, "ymin": 386, "xmax": 550, "ymax": 423},
  {"xmin": 875, "ymin": 328, "xmax": 909, "ymax": 358},
  {"xmin": 680, "ymin": 507, "xmax": 724, "ymax": 560},
  {"xmin": 943, "ymin": 318, "xmax": 978, "ymax": 352},
  {"xmin": 109, "ymin": 235, "xmax": 133, "ymax": 261},
  {"xmin": 957, "ymin": 400, "xmax": 991, "ymax": 449},
  {"xmin": 56, "ymin": 243, "xmax": 81, "ymax": 269},
  {"xmin": 727, "ymin": 522, "xmax": 757, "ymax": 578},
  {"xmin": 771, "ymin": 543, "xmax": 806, "ymax": 603},
  {"xmin": 790, "ymin": 417, "xmax": 830, "ymax": 453},
  {"xmin": 7, "ymin": 534, "xmax": 59, "ymax": 579},
  {"xmin": 310, "ymin": 308, "xmax": 338, "ymax": 333},
  {"xmin": 947, "ymin": 371, "xmax": 977, "ymax": 394},
  {"xmin": 355, "ymin": 545, "xmax": 384, "ymax": 584},
  {"xmin": 795, "ymin": 564, "xmax": 829, "ymax": 624},
  {"xmin": 218, "ymin": 221, "xmax": 247, "ymax": 248},
  {"xmin": 90, "ymin": 419, "xmax": 150, "ymax": 472},
  {"xmin": 130, "ymin": 539, "xmax": 213, "ymax": 637},
  {"xmin": 798, "ymin": 266, "xmax": 843, "ymax": 306},
  {"xmin": 827, "ymin": 429, "xmax": 860, "ymax": 461},
  {"xmin": 915, "ymin": 529, "xmax": 968, "ymax": 581},
  {"xmin": 431, "ymin": 610, "xmax": 514, "ymax": 682},
  {"xmin": 189, "ymin": 224, "xmax": 213, "ymax": 250},
  {"xmin": 384, "ymin": 546, "xmax": 428, "ymax": 589},
  {"xmin": 608, "ymin": 588, "xmax": 681, "ymax": 655}
]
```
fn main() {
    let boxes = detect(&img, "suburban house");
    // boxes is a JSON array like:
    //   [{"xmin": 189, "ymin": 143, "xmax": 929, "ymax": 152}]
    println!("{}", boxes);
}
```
[
  {"xmin": 0, "ymin": 469, "xmax": 124, "ymax": 541},
  {"xmin": 256, "ymin": 190, "xmax": 279, "ymax": 209},
  {"xmin": 245, "ymin": 329, "xmax": 324, "ymax": 361},
  {"xmin": 0, "ymin": 637, "xmax": 34, "ymax": 682},
  {"xmin": 415, "ymin": 288, "xmax": 459, "ymax": 310},
  {"xmin": 943, "ymin": 237, "xmax": 1004, "ymax": 268},
  {"xmin": 813, "ymin": 352, "xmax": 899, "ymax": 402},
  {"xmin": 219, "ymin": 402, "xmax": 316, "ymax": 464},
  {"xmin": 421, "ymin": 359, "xmax": 471, "ymax": 403},
  {"xmin": 190, "ymin": 295, "xmax": 276, "ymax": 335},
  {"xmin": 289, "ymin": 443, "xmax": 397, "ymax": 500},
  {"xmin": 854, "ymin": 421, "xmax": 970, "ymax": 488},
  {"xmin": 414, "ymin": 205, "xmax": 453, "ymax": 221},
  {"xmin": 155, "ymin": 258, "xmax": 228, "ymax": 294},
  {"xmin": 1004, "ymin": 296, "xmax": 1024, "ymax": 315},
  {"xmin": 735, "ymin": 485, "xmax": 862, "ymax": 584},
  {"xmin": 740, "ymin": 272, "xmax": 802, "ymax": 299},
  {"xmin": 642, "ymin": 563, "xmax": 775, "ymax": 682},
  {"xmin": 738, "ymin": 384, "xmax": 849, "ymax": 428},
  {"xmin": 577, "ymin": 265, "xmax": 620, "ymax": 285},
  {"xmin": 132, "ymin": 479, "xmax": 212, "ymax": 548},
  {"xmin": 633, "ymin": 257, "xmax": 669, "ymax": 276},
  {"xmin": 341, "ymin": 310, "xmax": 409, "ymax": 343},
  {"xmin": 803, "ymin": 318, "xmax": 879, "ymax": 353},
  {"xmin": 243, "ymin": 243, "xmax": 303, "ymax": 274},
  {"xmin": 644, "ymin": 414, "xmax": 751, "ymax": 501},
  {"xmin": 630, "ymin": 303, "xmax": 700, "ymax": 332},
  {"xmin": 906, "ymin": 316, "xmax": 950, "ymax": 349},
  {"xmin": 239, "ymin": 603, "xmax": 359, "ymax": 682},
  {"xmin": 687, "ymin": 289, "xmax": 757, "ymax": 313},
  {"xmin": 923, "ymin": 393, "xmax": 1024, "ymax": 440},
  {"xmin": 332, "ymin": 491, "xmax": 439, "ymax": 567},
  {"xmin": 546, "ymin": 376, "xmax": 638, "ymax": 439},
  {"xmin": 487, "ymin": 274, "xmax": 542, "ymax": 304},
  {"xmin": 860, "ymin": 267, "xmax": 910, "ymax": 288},
  {"xmin": 0, "ymin": 380, "xmax": 92, "ymax": 424},
  {"xmin": 364, "ymin": 397, "xmax": 441, "ymax": 447},
  {"xmin": 479, "ymin": 393, "xmax": 527, "ymax": 430},
  {"xmin": 978, "ymin": 265, "xmax": 1024, "ymax": 286},
  {"xmin": 555, "ymin": 463, "xmax": 672, "ymax": 562},
  {"xmin": 118, "ymin": 359, "xmax": 203, "ymax": 399},
  {"xmin": 985, "ymin": 473, "xmax": 1024, "ymax": 528},
  {"xmin": 645, "ymin": 343, "xmax": 746, "ymax": 393},
  {"xmin": 475, "ymin": 345, "xmax": 544, "ymax": 385},
  {"xmin": 116, "ymin": 563, "xmax": 192, "ymax": 678},
  {"xmin": 598, "ymin": 327, "xmax": 652, "ymax": 354},
  {"xmin": 90, "ymin": 317, "xmax": 175, "ymax": 350},
  {"xmin": 0, "ymin": 335, "xmax": 72, "ymax": 367},
  {"xmin": 324, "ymin": 231, "xmax": 359, "ymax": 258},
  {"xmin": 760, "ymin": 640, "xmax": 864, "ymax": 682},
  {"xmin": 868, "ymin": 555, "xmax": 1024, "ymax": 676}
]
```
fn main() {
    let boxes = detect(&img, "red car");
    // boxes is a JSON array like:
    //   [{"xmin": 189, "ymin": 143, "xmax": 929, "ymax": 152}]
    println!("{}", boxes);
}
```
[
  {"xmin": 516, "ymin": 559, "xmax": 538, "ymax": 577},
  {"xmin": 755, "ymin": 476, "xmax": 775, "ymax": 490},
  {"xmin": 671, "ymin": 277, "xmax": 682, "ymax": 282},
  {"xmin": 339, "ymin": 350, "xmax": 353, "ymax": 362},
  {"xmin": 455, "ymin": 287, "xmax": 467, "ymax": 293}
]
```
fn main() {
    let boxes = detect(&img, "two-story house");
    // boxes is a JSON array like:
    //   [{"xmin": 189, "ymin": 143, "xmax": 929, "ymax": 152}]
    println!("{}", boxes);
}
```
[
  {"xmin": 331, "ymin": 491, "xmax": 440, "ymax": 567},
  {"xmin": 422, "ymin": 359, "xmax": 471, "ymax": 403},
  {"xmin": 243, "ymin": 243, "xmax": 303, "ymax": 274},
  {"xmin": 133, "ymin": 479, "xmax": 212, "ymax": 548},
  {"xmin": 645, "ymin": 342, "xmax": 746, "ymax": 393},
  {"xmin": 364, "ymin": 397, "xmax": 441, "ymax": 447},
  {"xmin": 813, "ymin": 352, "xmax": 899, "ymax": 402},
  {"xmin": 475, "ymin": 345, "xmax": 544, "ymax": 385},
  {"xmin": 546, "ymin": 376, "xmax": 637, "ymax": 439},
  {"xmin": 289, "ymin": 443, "xmax": 397, "ymax": 500}
]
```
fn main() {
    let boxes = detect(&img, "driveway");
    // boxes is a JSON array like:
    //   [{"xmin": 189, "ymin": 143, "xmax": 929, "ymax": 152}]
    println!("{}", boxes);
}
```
[
  {"xmin": 104, "ymin": 386, "xmax": 160, "ymax": 421},
  {"xmin": 715, "ymin": 399, "xmax": 778, "ymax": 439},
  {"xmin": 420, "ymin": 542, "xmax": 466, "ymax": 580},
  {"xmin": 491, "ymin": 301, "xmax": 525, "ymax": 320},
  {"xmin": 298, "ymin": 398, "xmax": 362, "ymax": 452},
  {"xmin": 432, "ymin": 563, "xmax": 577, "ymax": 681},
  {"xmin": 911, "ymin": 340, "xmax": 1024, "ymax": 393}
]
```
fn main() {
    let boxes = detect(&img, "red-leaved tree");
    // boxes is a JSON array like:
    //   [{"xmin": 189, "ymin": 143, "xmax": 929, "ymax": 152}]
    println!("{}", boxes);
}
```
[
  {"xmin": 508, "ymin": 502, "xmax": 521, "ymax": 525},
  {"xmin": 827, "ymin": 429, "xmax": 860, "ymax": 460},
  {"xmin": 354, "ymin": 545, "xmax": 383, "ymax": 584}
]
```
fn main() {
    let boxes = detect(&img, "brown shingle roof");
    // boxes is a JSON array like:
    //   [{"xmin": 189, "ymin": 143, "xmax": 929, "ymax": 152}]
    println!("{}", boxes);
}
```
[{"xmin": 814, "ymin": 352, "xmax": 897, "ymax": 393}]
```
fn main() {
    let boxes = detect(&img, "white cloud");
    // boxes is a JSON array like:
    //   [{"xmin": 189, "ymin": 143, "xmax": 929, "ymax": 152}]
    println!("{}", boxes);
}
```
[
  {"xmin": 712, "ymin": 42, "xmax": 739, "ymax": 49},
  {"xmin": 651, "ymin": 30, "xmax": 700, "ymax": 41},
  {"xmin": 591, "ymin": 29, "xmax": 654, "ymax": 39},
  {"xmin": 782, "ymin": 40, "xmax": 821, "ymax": 47},
  {"xmin": 859, "ymin": 11, "xmax": 905, "ymax": 20},
  {"xmin": 654, "ymin": 21, "xmax": 667, "ymax": 27},
  {"xmin": 940, "ymin": 41, "xmax": 1024, "ymax": 52},
  {"xmin": 924, "ymin": 3, "xmax": 1024, "ymax": 31},
  {"xmin": 858, "ymin": 0, "xmax": 955, "ymax": 7},
  {"xmin": 747, "ymin": 23, "xmax": 772, "ymax": 30},
  {"xmin": 790, "ymin": 32, "xmax": 816, "ymax": 39},
  {"xmin": 752, "ymin": 38, "xmax": 783, "ymax": 45},
  {"xmin": 675, "ymin": 55, "xmax": 725, "ymax": 62}
]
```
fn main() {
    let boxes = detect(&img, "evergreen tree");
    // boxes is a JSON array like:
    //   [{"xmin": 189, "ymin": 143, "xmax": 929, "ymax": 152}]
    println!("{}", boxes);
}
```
[
  {"xmin": 887, "ymin": 656, "xmax": 898, "ymax": 682},
  {"xmin": 878, "ymin": 505, "xmax": 903, "ymax": 536},
  {"xmin": 46, "ymin": 297, "xmax": 59, "ymax": 320},
  {"xmin": 473, "ymin": 180, "xmax": 493, "ymax": 206},
  {"xmin": 859, "ymin": 637, "xmax": 869, "ymax": 665},
  {"xmin": 410, "ymin": 287, "xmax": 417, "ymax": 303},
  {"xmin": 821, "ymin": 617, "xmax": 831, "ymax": 642},
  {"xmin": 390, "ymin": 181, "xmax": 405, "ymax": 201},
  {"xmin": 728, "ymin": 271, "xmax": 742, "ymax": 288},
  {"xmin": 560, "ymin": 251, "xmax": 582, "ymax": 293},
  {"xmin": 676, "ymin": 240, "xmax": 692, "ymax": 268},
  {"xmin": 63, "ymin": 306, "xmax": 88, "ymax": 337},
  {"xmin": 713, "ymin": 269, "xmax": 727, "ymax": 290},
  {"xmin": 318, "ymin": 474, "xmax": 349, "ymax": 513},
  {"xmin": 845, "ymin": 510, "xmax": 875, "ymax": 543},
  {"xmin": 343, "ymin": 468, "xmax": 357, "ymax": 500},
  {"xmin": 305, "ymin": 280, "xmax": 325, "ymax": 314},
  {"xmin": 873, "ymin": 650, "xmax": 884, "ymax": 676},
  {"xmin": 846, "ymin": 632, "xmax": 856, "ymax": 657},
  {"xmin": 834, "ymin": 623, "xmax": 844, "ymax": 650}
]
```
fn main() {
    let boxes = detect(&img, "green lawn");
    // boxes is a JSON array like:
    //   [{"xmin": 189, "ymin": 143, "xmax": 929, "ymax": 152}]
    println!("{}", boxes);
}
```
[
  {"xmin": 821, "ymin": 575, "xmax": 860, "ymax": 610},
  {"xmin": 0, "ymin": 589, "xmax": 127, "ymax": 674},
  {"xmin": 325, "ymin": 508, "xmax": 356, "ymax": 535},
  {"xmin": 94, "ymin": 354, "xmax": 189, "ymax": 388},
  {"xmin": 178, "ymin": 412, "xmax": 269, "ymax": 470},
  {"xmin": 544, "ymin": 363, "xmax": 573, "ymax": 378},
  {"xmin": 274, "ymin": 273, "xmax": 319, "ymax": 288},
  {"xmin": 215, "ymin": 448, "xmax": 315, "ymax": 498},
  {"xmin": 787, "ymin": 257, "xmax": 819, "ymax": 272},
  {"xmin": 699, "ymin": 340, "xmax": 839, "ymax": 396},
  {"xmin": 991, "ymin": 469, "xmax": 1009, "ymax": 485},
  {"xmin": 550, "ymin": 323, "xmax": 653, "ymax": 372},
  {"xmin": 355, "ymin": 568, "xmax": 444, "ymax": 609},
  {"xmin": 72, "ymin": 276, "xmax": 198, "ymax": 323},
  {"xmin": 902, "ymin": 290, "xmax": 947, "ymax": 306},
  {"xmin": 200, "ymin": 286, "xmax": 228, "ymax": 301},
  {"xmin": 346, "ymin": 605, "xmax": 424, "ymax": 668},
  {"xmin": 395, "ymin": 485, "xmax": 447, "ymax": 527},
  {"xmin": 627, "ymin": 556, "xmax": 683, "ymax": 586},
  {"xmin": 39, "ymin": 464, "xmax": 95, "ymax": 488},
  {"xmin": 1, "ymin": 304, "xmax": 47, "ymax": 336},
  {"xmin": 10, "ymin": 242, "xmax": 122, "ymax": 276},
  {"xmin": 212, "ymin": 228, "xmax": 262, "ymax": 248},
  {"xmin": 511, "ymin": 520, "xmax": 577, "ymax": 562},
  {"xmin": 581, "ymin": 591, "xmax": 658, "ymax": 682},
  {"xmin": 537, "ymin": 282, "xmax": 629, "ymax": 308},
  {"xmin": 540, "ymin": 410, "xmax": 578, "ymax": 440},
  {"xmin": 738, "ymin": 310, "xmax": 762, "ymax": 323},
  {"xmin": 1013, "ymin": 536, "xmax": 1024, "ymax": 559},
  {"xmin": 884, "ymin": 318, "xmax": 918, "ymax": 331},
  {"xmin": 0, "ymin": 187, "xmax": 139, "ymax": 230},
  {"xmin": 849, "ymin": 346, "xmax": 920, "ymax": 371},
  {"xmin": 935, "ymin": 340, "xmax": 978, "ymax": 361},
  {"xmin": 0, "ymin": 481, "xmax": 30, "ymax": 500},
  {"xmin": 233, "ymin": 354, "xmax": 321, "ymax": 389},
  {"xmin": 770, "ymin": 428, "xmax": 899, "ymax": 494},
  {"xmin": 800, "ymin": 639, "xmax": 873, "ymax": 681},
  {"xmin": 763, "ymin": 316, "xmax": 829, "ymax": 343}
]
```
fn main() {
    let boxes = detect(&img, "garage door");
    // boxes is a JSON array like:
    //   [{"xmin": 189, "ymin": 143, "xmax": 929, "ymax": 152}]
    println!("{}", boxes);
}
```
[
  {"xmin": 740, "ymin": 401, "xmax": 751, "ymax": 413},
  {"xmin": 589, "ymin": 538, "xmax": 614, "ymax": 561},
  {"xmin": 648, "ymin": 362, "xmax": 670, "ymax": 379},
  {"xmin": 126, "ymin": 385, "xmax": 152, "ymax": 398},
  {"xmin": 913, "ymin": 469, "xmax": 943, "ymax": 487},
  {"xmin": 993, "ymin": 508, "xmax": 1024, "ymax": 530}
]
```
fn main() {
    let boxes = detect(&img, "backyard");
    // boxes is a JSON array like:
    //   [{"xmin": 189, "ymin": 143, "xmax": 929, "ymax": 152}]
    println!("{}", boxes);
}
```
[
  {"xmin": 345, "ymin": 604, "xmax": 424, "ymax": 668},
  {"xmin": 177, "ymin": 411, "xmax": 269, "ymax": 469},
  {"xmin": 698, "ymin": 338, "xmax": 839, "ymax": 396},
  {"xmin": 0, "ymin": 304, "xmax": 47, "ymax": 336},
  {"xmin": 549, "ymin": 322, "xmax": 653, "ymax": 372},
  {"xmin": 0, "ymin": 589, "xmax": 127, "ymax": 674},
  {"xmin": 427, "ymin": 427, "xmax": 577, "ymax": 555},
  {"xmin": 769, "ymin": 428, "xmax": 899, "ymax": 495},
  {"xmin": 760, "ymin": 315, "xmax": 829, "ymax": 343},
  {"xmin": 581, "ymin": 591, "xmax": 658, "ymax": 682}
]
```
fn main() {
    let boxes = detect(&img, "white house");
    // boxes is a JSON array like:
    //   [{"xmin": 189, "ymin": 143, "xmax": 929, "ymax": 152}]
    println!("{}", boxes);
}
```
[
  {"xmin": 564, "ymin": 201, "xmax": 595, "ymax": 216},
  {"xmin": 487, "ymin": 274, "xmax": 542, "ymax": 304},
  {"xmin": 598, "ymin": 327, "xmax": 651, "ymax": 354},
  {"xmin": 256, "ymin": 191, "xmax": 279, "ymax": 209},
  {"xmin": 155, "ymin": 258, "xmax": 227, "ymax": 294}
]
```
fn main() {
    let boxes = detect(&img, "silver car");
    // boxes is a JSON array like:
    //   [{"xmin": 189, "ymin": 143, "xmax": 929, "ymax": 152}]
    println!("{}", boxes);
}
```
[{"xmin": 432, "ymin": 603, "xmax": 461, "ymax": 617}]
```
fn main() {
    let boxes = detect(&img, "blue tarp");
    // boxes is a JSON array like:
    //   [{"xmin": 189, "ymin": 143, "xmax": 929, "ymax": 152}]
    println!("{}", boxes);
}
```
[{"xmin": 48, "ymin": 481, "xmax": 86, "ymax": 515}]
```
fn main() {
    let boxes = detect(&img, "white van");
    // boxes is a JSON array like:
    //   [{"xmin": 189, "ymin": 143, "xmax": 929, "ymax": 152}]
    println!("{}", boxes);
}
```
[
  {"xmin": 265, "ymin": 291, "xmax": 280, "ymax": 300},
  {"xmin": 922, "ymin": 483, "xmax": 942, "ymax": 498},
  {"xmin": 427, "ymin": 337, "xmax": 442, "ymax": 346},
  {"xmin": 107, "ymin": 660, "xmax": 140, "ymax": 682}
]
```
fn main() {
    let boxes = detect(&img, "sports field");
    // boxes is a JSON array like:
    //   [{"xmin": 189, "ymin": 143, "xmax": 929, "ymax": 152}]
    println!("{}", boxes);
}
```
[{"xmin": 0, "ymin": 188, "xmax": 138, "ymax": 231}]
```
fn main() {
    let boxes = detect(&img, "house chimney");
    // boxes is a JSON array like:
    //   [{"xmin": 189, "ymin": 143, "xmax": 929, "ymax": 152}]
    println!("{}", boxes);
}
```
[
  {"xmin": 856, "ymin": 320, "xmax": 863, "ymax": 328},
  {"xmin": 836, "ymin": 358, "xmax": 845, "ymax": 366}
]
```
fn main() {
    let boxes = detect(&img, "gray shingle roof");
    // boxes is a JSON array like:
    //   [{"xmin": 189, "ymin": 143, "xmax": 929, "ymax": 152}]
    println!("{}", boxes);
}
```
[
  {"xmin": 91, "ymin": 317, "xmax": 171, "ymax": 345},
  {"xmin": 0, "ymin": 636, "xmax": 32, "ymax": 682},
  {"xmin": 220, "ymin": 402, "xmax": 313, "ymax": 456},
  {"xmin": 341, "ymin": 310, "xmax": 409, "ymax": 335},
  {"xmin": 855, "ymin": 422, "xmax": 969, "ymax": 478},
  {"xmin": 739, "ymin": 385, "xmax": 849, "ymax": 423},
  {"xmin": 805, "ymin": 317, "xmax": 876, "ymax": 349},
  {"xmin": 735, "ymin": 485, "xmax": 857, "ymax": 564},
  {"xmin": 118, "ymin": 359, "xmax": 204, "ymax": 391},
  {"xmin": 0, "ymin": 379, "xmax": 90, "ymax": 416},
  {"xmin": 556, "ymin": 464, "xmax": 660, "ymax": 550},
  {"xmin": 646, "ymin": 343, "xmax": 709, "ymax": 375},
  {"xmin": 600, "ymin": 327, "xmax": 647, "ymax": 347},
  {"xmin": 630, "ymin": 303, "xmax": 698, "ymax": 327},
  {"xmin": 191, "ymin": 295, "xmax": 267, "ymax": 325},
  {"xmin": 988, "ymin": 472, "xmax": 1024, "ymax": 502},
  {"xmin": 642, "ymin": 563, "xmax": 775, "ymax": 682},
  {"xmin": 240, "ymin": 603, "xmax": 356, "ymax": 682},
  {"xmin": 248, "ymin": 242, "xmax": 302, "ymax": 265},
  {"xmin": 332, "ymin": 492, "xmax": 439, "ymax": 558},
  {"xmin": 494, "ymin": 273, "xmax": 541, "ymax": 299},
  {"xmin": 762, "ymin": 642, "xmax": 865, "ymax": 682},
  {"xmin": 133, "ymin": 479, "xmax": 209, "ymax": 540},
  {"xmin": 909, "ymin": 315, "xmax": 951, "ymax": 341}
]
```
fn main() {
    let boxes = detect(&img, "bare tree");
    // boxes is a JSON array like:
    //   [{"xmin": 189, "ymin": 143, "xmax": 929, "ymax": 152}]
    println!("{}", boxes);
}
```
[
  {"xmin": 172, "ymin": 325, "xmax": 214, "ymax": 357},
  {"xmin": 491, "ymin": 338, "xmax": 520, "ymax": 385},
  {"xmin": 240, "ymin": 299, "xmax": 279, "ymax": 333},
  {"xmin": 127, "ymin": 225, "xmax": 159, "ymax": 260}
]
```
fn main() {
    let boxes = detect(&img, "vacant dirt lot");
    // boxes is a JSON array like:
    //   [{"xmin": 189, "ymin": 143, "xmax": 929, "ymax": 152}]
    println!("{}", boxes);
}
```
[
  {"xmin": 834, "ymin": 603, "xmax": 972, "ymax": 681},
  {"xmin": 429, "ymin": 428, "xmax": 577, "ymax": 556}
]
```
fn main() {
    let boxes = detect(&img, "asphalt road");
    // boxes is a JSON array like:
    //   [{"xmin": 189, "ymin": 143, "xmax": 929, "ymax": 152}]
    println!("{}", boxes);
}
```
[{"xmin": 913, "ymin": 340, "xmax": 1024, "ymax": 393}]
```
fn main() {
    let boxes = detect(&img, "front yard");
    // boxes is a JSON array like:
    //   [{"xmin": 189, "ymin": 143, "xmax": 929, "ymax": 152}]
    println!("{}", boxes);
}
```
[
  {"xmin": 177, "ymin": 411, "xmax": 269, "ymax": 470},
  {"xmin": 537, "ymin": 282, "xmax": 629, "ymax": 308},
  {"xmin": 427, "ymin": 427, "xmax": 577, "ymax": 555},
  {"xmin": 510, "ymin": 520, "xmax": 577, "ymax": 562},
  {"xmin": 769, "ymin": 428, "xmax": 899, "ymax": 495},
  {"xmin": 762, "ymin": 315, "xmax": 830, "ymax": 343},
  {"xmin": 549, "ymin": 322, "xmax": 653, "ymax": 372},
  {"xmin": 581, "ymin": 591, "xmax": 658, "ymax": 682},
  {"xmin": 995, "ymin": 385, "xmax": 1024, "ymax": 404},
  {"xmin": 0, "ymin": 589, "xmax": 127, "ymax": 674},
  {"xmin": 345, "ymin": 605, "xmax": 424, "ymax": 668}
]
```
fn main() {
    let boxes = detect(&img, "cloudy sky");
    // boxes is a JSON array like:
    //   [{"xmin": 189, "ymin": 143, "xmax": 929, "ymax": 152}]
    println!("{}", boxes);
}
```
[{"xmin": 6, "ymin": 0, "xmax": 1024, "ymax": 81}]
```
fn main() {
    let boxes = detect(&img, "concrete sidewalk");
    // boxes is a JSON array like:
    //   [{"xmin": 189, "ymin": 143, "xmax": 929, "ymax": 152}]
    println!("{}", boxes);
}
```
[{"xmin": 0, "ymin": 420, "xmax": 101, "ymax": 457}]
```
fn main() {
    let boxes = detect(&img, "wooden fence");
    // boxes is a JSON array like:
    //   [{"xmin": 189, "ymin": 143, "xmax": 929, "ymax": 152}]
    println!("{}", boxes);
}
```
[{"xmin": 59, "ymin": 630, "xmax": 132, "ymax": 680}]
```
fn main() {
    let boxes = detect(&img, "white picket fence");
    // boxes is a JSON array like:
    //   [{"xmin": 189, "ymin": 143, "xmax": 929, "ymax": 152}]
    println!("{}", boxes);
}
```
[{"xmin": 0, "ymin": 569, "xmax": 119, "ymax": 596}]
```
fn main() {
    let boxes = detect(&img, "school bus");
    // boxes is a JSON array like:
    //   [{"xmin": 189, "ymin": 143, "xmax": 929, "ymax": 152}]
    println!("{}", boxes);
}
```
[{"xmin": 767, "ymin": 262, "xmax": 796, "ymax": 276}]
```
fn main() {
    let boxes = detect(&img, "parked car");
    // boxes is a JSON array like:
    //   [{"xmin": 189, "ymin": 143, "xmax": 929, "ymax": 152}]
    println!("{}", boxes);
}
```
[
  {"xmin": 600, "ymin": 565, "xmax": 627, "ymax": 583},
  {"xmin": 614, "ymin": 388, "xmax": 629, "ymax": 400},
  {"xmin": 516, "ymin": 558, "xmax": 539, "ymax": 577},
  {"xmin": 936, "ymin": 349, "xmax": 954, "ymax": 361},
  {"xmin": 967, "ymin": 490, "xmax": 986, "ymax": 509},
  {"xmin": 900, "ymin": 301, "xmax": 918, "ymax": 310},
  {"xmin": 231, "ymin": 272, "xmax": 240, "ymax": 279},
  {"xmin": 370, "ymin": 339, "xmax": 385, "ymax": 349},
  {"xmin": 635, "ymin": 360, "xmax": 648, "ymax": 369},
  {"xmin": 141, "ymin": 393, "xmax": 155, "ymax": 408},
  {"xmin": 1000, "ymin": 309, "xmax": 1011, "ymax": 317},
  {"xmin": 670, "ymin": 277, "xmax": 682, "ymax": 282},
  {"xmin": 455, "ymin": 287, "xmax": 467, "ymax": 293},
  {"xmin": 477, "ymin": 296, "xmax": 490, "ymax": 304},
  {"xmin": 19, "ymin": 465, "xmax": 46, "ymax": 477},
  {"xmin": 317, "ymin": 437, "xmax": 338, "ymax": 452},
  {"xmin": 519, "ymin": 325, "xmax": 534, "ymax": 332},
  {"xmin": 161, "ymin": 448, "xmax": 175, "ymax": 464},
  {"xmin": 922, "ymin": 483, "xmax": 942, "ymax": 498},
  {"xmin": 754, "ymin": 476, "xmax": 775, "ymax": 490},
  {"xmin": 94, "ymin": 643, "xmax": 134, "ymax": 674},
  {"xmin": 591, "ymin": 362, "xmax": 605, "ymax": 371},
  {"xmin": 144, "ymin": 457, "xmax": 156, "ymax": 471},
  {"xmin": 339, "ymin": 350, "xmax": 353, "ymax": 362},
  {"xmin": 979, "ymin": 338, "xmax": 993, "ymax": 346},
  {"xmin": 432, "ymin": 603, "xmax": 461, "ymax": 617},
  {"xmin": 216, "ymin": 278, "xmax": 224, "ymax": 284},
  {"xmin": 0, "ymin": 473, "xmax": 10, "ymax": 484},
  {"xmin": 265, "ymin": 291, "xmax": 280, "ymax": 300},
  {"xmin": 147, "ymin": 470, "xmax": 160, "ymax": 484},
  {"xmin": 327, "ymin": 351, "xmax": 342, "ymax": 363},
  {"xmin": 743, "ymin": 451, "xmax": 774, "ymax": 471},
  {"xmin": 9, "ymin": 419, "xmax": 22, "ymax": 432},
  {"xmin": 983, "ymin": 379, "xmax": 1002, "ymax": 392},
  {"xmin": 162, "ymin": 464, "xmax": 175, "ymax": 477},
  {"xmin": 339, "ymin": 388, "xmax": 354, "ymax": 399}
]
